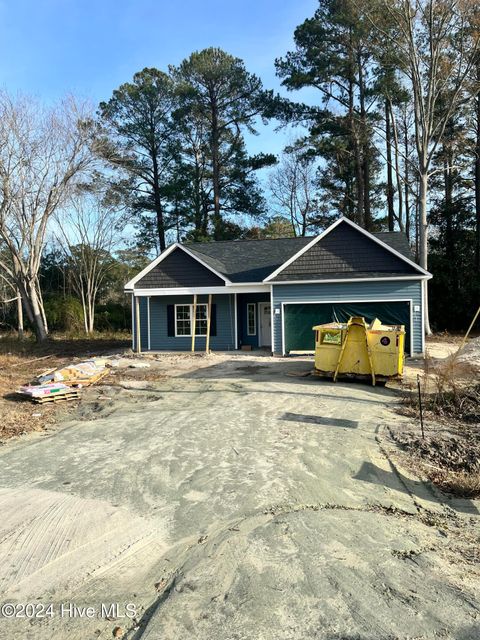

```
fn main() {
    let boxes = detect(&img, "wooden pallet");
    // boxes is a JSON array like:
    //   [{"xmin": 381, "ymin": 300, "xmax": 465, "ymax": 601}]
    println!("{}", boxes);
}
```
[{"xmin": 31, "ymin": 391, "xmax": 80, "ymax": 404}]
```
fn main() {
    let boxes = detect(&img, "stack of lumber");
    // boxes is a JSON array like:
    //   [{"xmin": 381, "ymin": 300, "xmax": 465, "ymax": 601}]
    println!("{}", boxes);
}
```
[
  {"xmin": 36, "ymin": 359, "xmax": 109, "ymax": 388},
  {"xmin": 16, "ymin": 357, "xmax": 109, "ymax": 403}
]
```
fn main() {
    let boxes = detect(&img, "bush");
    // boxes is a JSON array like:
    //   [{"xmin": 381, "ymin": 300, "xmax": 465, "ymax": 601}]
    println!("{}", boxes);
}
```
[
  {"xmin": 44, "ymin": 296, "xmax": 84, "ymax": 332},
  {"xmin": 94, "ymin": 303, "xmax": 130, "ymax": 331}
]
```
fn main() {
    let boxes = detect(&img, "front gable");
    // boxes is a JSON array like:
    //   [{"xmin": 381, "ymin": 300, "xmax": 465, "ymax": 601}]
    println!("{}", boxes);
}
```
[
  {"xmin": 266, "ymin": 219, "xmax": 425, "ymax": 282},
  {"xmin": 135, "ymin": 247, "xmax": 226, "ymax": 289}
]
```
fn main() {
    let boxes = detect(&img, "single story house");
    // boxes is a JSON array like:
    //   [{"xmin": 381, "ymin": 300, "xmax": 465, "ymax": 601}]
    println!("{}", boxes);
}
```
[{"xmin": 125, "ymin": 217, "xmax": 431, "ymax": 356}]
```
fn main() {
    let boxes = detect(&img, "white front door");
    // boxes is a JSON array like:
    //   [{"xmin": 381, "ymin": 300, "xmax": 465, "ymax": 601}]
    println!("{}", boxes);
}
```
[{"xmin": 259, "ymin": 303, "xmax": 271, "ymax": 347}]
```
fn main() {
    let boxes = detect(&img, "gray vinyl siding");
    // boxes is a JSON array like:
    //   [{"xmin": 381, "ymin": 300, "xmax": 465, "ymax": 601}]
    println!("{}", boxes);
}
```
[
  {"xmin": 272, "ymin": 280, "xmax": 424, "ymax": 355},
  {"xmin": 133, "ymin": 294, "xmax": 236, "ymax": 351}
]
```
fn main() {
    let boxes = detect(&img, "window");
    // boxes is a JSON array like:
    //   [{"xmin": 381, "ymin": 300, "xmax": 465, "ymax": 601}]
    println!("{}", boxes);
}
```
[
  {"xmin": 175, "ymin": 304, "xmax": 208, "ymax": 337},
  {"xmin": 247, "ymin": 303, "xmax": 256, "ymax": 335},
  {"xmin": 195, "ymin": 304, "xmax": 208, "ymax": 336}
]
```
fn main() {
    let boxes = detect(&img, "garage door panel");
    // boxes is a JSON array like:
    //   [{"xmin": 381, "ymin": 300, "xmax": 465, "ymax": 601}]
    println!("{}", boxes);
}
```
[{"xmin": 284, "ymin": 301, "xmax": 411, "ymax": 354}]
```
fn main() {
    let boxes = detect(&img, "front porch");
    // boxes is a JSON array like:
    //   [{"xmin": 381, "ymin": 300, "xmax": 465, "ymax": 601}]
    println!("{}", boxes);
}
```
[{"xmin": 132, "ymin": 290, "xmax": 272, "ymax": 354}]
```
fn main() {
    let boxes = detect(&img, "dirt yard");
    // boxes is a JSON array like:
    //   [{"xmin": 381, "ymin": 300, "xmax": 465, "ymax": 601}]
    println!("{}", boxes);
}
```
[
  {"xmin": 0, "ymin": 336, "xmax": 130, "ymax": 440},
  {"xmin": 390, "ymin": 336, "xmax": 480, "ymax": 499},
  {"xmin": 0, "ymin": 343, "xmax": 479, "ymax": 640}
]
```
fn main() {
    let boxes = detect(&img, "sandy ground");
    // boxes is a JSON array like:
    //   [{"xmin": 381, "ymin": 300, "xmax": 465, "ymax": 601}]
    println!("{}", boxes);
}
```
[{"xmin": 0, "ymin": 351, "xmax": 479, "ymax": 639}]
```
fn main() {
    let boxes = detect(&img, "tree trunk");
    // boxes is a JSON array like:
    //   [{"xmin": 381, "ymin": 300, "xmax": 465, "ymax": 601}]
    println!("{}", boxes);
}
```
[
  {"xmin": 193, "ymin": 156, "xmax": 203, "ymax": 238},
  {"xmin": 418, "ymin": 167, "xmax": 432, "ymax": 335},
  {"xmin": 403, "ymin": 113, "xmax": 411, "ymax": 241},
  {"xmin": 152, "ymin": 152, "xmax": 166, "ymax": 252},
  {"xmin": 389, "ymin": 102, "xmax": 404, "ymax": 231},
  {"xmin": 418, "ymin": 170, "xmax": 428, "ymax": 269},
  {"xmin": 362, "ymin": 148, "xmax": 372, "ymax": 230},
  {"xmin": 83, "ymin": 303, "xmax": 89, "ymax": 334},
  {"xmin": 88, "ymin": 301, "xmax": 94, "ymax": 334},
  {"xmin": 16, "ymin": 289, "xmax": 24, "ymax": 340},
  {"xmin": 475, "ymin": 80, "xmax": 480, "ymax": 269},
  {"xmin": 346, "ymin": 39, "xmax": 363, "ymax": 228},
  {"xmin": 211, "ymin": 93, "xmax": 222, "ymax": 240},
  {"xmin": 386, "ymin": 100, "xmax": 395, "ymax": 231},
  {"xmin": 358, "ymin": 49, "xmax": 371, "ymax": 230},
  {"xmin": 37, "ymin": 279, "xmax": 48, "ymax": 335},
  {"xmin": 354, "ymin": 137, "xmax": 365, "ymax": 227},
  {"xmin": 28, "ymin": 280, "xmax": 48, "ymax": 342},
  {"xmin": 415, "ymin": 178, "xmax": 420, "ymax": 262},
  {"xmin": 444, "ymin": 151, "xmax": 454, "ymax": 260}
]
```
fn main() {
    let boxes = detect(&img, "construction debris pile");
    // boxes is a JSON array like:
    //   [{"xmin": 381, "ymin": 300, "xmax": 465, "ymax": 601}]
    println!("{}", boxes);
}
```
[{"xmin": 17, "ymin": 358, "xmax": 110, "ymax": 404}]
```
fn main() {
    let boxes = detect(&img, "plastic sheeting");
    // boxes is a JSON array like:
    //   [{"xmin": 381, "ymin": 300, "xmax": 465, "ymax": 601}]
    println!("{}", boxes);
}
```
[{"xmin": 284, "ymin": 301, "xmax": 411, "ymax": 354}]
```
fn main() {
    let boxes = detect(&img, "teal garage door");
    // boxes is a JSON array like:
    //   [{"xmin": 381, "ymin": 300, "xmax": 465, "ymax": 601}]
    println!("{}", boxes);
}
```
[{"xmin": 284, "ymin": 301, "xmax": 411, "ymax": 354}]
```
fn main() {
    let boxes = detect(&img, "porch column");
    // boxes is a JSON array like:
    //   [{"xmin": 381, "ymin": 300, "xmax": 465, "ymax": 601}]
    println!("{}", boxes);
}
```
[
  {"xmin": 191, "ymin": 294, "xmax": 197, "ymax": 352},
  {"xmin": 234, "ymin": 293, "xmax": 238, "ymax": 350},
  {"xmin": 135, "ymin": 295, "xmax": 141, "ymax": 354}
]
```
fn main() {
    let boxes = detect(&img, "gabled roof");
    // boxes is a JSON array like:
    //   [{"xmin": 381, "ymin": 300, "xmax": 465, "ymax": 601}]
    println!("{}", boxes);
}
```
[
  {"xmin": 125, "ymin": 217, "xmax": 430, "ymax": 291},
  {"xmin": 124, "ymin": 243, "xmax": 231, "ymax": 291},
  {"xmin": 264, "ymin": 218, "xmax": 429, "ymax": 282}
]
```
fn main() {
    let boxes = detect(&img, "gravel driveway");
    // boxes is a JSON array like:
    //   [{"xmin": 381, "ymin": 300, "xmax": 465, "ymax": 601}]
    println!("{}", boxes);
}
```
[{"xmin": 0, "ymin": 354, "xmax": 478, "ymax": 639}]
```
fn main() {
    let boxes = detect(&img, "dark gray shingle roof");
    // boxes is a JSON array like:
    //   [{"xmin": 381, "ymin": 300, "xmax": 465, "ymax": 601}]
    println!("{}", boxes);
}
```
[
  {"xmin": 187, "ymin": 236, "xmax": 312, "ymax": 282},
  {"xmin": 185, "ymin": 227, "xmax": 416, "ymax": 283}
]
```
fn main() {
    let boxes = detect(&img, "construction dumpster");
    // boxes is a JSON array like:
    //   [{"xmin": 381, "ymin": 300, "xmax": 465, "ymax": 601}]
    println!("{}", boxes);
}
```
[{"xmin": 312, "ymin": 316, "xmax": 405, "ymax": 385}]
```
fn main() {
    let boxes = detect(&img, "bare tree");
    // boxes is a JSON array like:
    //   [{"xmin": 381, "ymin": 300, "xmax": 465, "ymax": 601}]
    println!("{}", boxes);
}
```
[
  {"xmin": 55, "ymin": 190, "xmax": 123, "ymax": 334},
  {"xmin": 0, "ymin": 93, "xmax": 95, "ymax": 341},
  {"xmin": 0, "ymin": 249, "xmax": 23, "ymax": 338},
  {"xmin": 364, "ymin": 0, "xmax": 480, "ymax": 332},
  {"xmin": 269, "ymin": 148, "xmax": 319, "ymax": 236}
]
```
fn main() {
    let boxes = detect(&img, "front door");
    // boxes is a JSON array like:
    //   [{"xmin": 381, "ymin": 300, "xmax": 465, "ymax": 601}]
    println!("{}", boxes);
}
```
[{"xmin": 258, "ymin": 303, "xmax": 271, "ymax": 347}]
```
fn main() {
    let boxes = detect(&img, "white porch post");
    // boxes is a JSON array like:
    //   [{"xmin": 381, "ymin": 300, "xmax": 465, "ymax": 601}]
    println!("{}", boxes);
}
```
[
  {"xmin": 234, "ymin": 293, "xmax": 238, "ymax": 349},
  {"xmin": 135, "ymin": 295, "xmax": 141, "ymax": 354},
  {"xmin": 270, "ymin": 284, "xmax": 274, "ymax": 355}
]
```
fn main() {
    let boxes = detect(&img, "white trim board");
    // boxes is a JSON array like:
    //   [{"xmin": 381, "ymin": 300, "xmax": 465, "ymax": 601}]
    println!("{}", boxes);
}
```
[
  {"xmin": 279, "ymin": 298, "xmax": 415, "ymax": 357},
  {"xmin": 263, "ymin": 217, "xmax": 431, "ymax": 282},
  {"xmin": 124, "ymin": 243, "xmax": 231, "ymax": 290},
  {"xmin": 269, "ymin": 275, "xmax": 430, "ymax": 286},
  {"xmin": 130, "ymin": 285, "xmax": 270, "ymax": 296}
]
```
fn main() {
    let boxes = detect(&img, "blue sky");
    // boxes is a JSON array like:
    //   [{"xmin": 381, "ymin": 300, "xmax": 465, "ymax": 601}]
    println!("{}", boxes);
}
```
[{"xmin": 0, "ymin": 0, "xmax": 318, "ymax": 158}]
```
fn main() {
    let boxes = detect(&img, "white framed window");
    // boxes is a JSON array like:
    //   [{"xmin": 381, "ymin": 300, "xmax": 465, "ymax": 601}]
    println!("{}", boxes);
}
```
[
  {"xmin": 247, "ymin": 303, "xmax": 256, "ymax": 335},
  {"xmin": 175, "ymin": 304, "xmax": 208, "ymax": 337}
]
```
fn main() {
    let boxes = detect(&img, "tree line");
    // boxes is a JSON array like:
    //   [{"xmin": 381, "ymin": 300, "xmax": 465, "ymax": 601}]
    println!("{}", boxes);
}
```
[{"xmin": 1, "ymin": 0, "xmax": 479, "ymax": 341}]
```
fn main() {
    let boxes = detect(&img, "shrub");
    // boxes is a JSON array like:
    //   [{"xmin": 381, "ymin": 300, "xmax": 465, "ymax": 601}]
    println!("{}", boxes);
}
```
[
  {"xmin": 44, "ymin": 296, "xmax": 84, "ymax": 332},
  {"xmin": 94, "ymin": 303, "xmax": 130, "ymax": 331}
]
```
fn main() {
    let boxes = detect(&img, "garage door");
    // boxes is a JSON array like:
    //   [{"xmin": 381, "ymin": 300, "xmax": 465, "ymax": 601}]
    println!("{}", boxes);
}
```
[{"xmin": 283, "ymin": 301, "xmax": 411, "ymax": 354}]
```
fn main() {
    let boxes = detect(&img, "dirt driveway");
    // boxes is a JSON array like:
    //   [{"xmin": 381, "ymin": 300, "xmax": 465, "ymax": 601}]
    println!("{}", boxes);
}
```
[{"xmin": 0, "ymin": 353, "xmax": 479, "ymax": 639}]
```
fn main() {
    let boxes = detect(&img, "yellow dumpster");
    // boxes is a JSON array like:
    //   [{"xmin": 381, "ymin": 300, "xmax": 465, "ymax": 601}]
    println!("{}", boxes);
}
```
[{"xmin": 312, "ymin": 316, "xmax": 405, "ymax": 385}]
